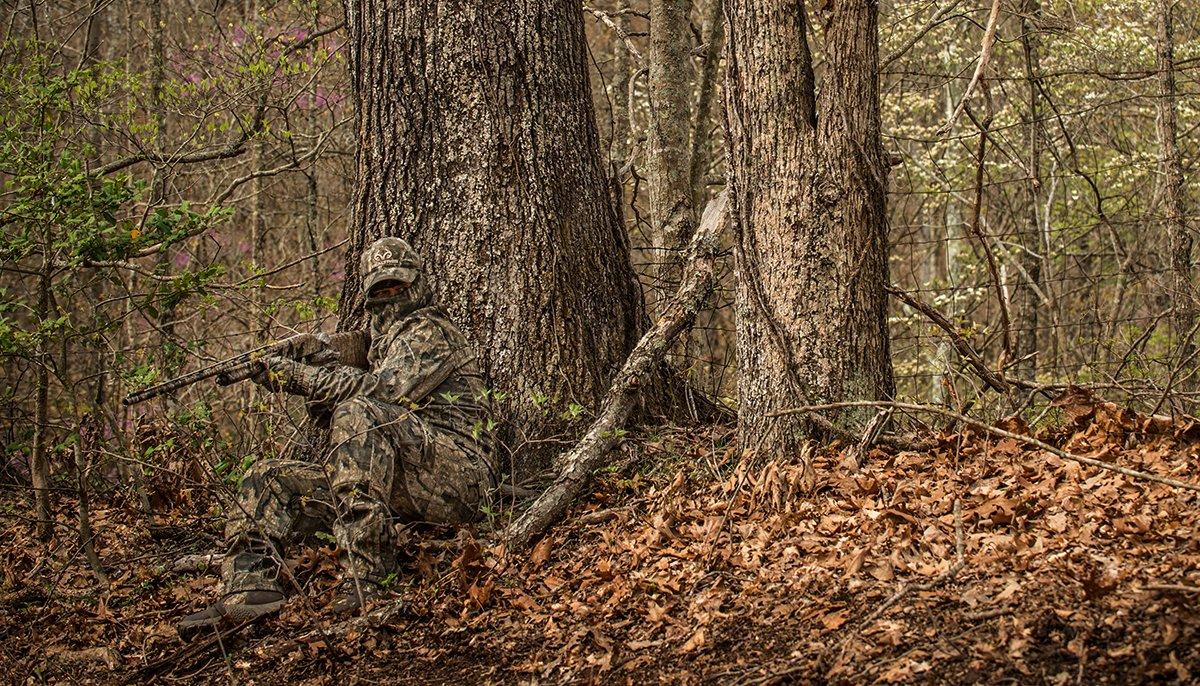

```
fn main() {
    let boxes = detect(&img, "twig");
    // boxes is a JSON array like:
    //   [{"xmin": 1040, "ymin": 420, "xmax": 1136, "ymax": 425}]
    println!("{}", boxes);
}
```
[
  {"xmin": 941, "ymin": 0, "xmax": 1002, "ymax": 134},
  {"xmin": 882, "ymin": 0, "xmax": 965, "ymax": 70},
  {"xmin": 963, "ymin": 606, "xmax": 1013, "ymax": 621},
  {"xmin": 964, "ymin": 97, "xmax": 1016, "ymax": 362},
  {"xmin": 576, "ymin": 506, "xmax": 630, "ymax": 526},
  {"xmin": 1142, "ymin": 583, "xmax": 1200, "ymax": 594},
  {"xmin": 131, "ymin": 618, "xmax": 257, "ymax": 680},
  {"xmin": 773, "ymin": 401, "xmax": 1200, "ymax": 493},
  {"xmin": 584, "ymin": 6, "xmax": 643, "ymax": 60},
  {"xmin": 171, "ymin": 552, "xmax": 226, "ymax": 574},
  {"xmin": 96, "ymin": 22, "xmax": 345, "ymax": 177}
]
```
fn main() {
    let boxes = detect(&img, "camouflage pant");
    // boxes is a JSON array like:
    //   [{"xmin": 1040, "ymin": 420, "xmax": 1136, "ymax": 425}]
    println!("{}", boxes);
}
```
[{"xmin": 223, "ymin": 397, "xmax": 492, "ymax": 594}]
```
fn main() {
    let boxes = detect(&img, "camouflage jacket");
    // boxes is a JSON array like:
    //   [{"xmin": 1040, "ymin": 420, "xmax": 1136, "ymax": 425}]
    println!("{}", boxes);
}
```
[{"xmin": 272, "ymin": 306, "xmax": 493, "ymax": 460}]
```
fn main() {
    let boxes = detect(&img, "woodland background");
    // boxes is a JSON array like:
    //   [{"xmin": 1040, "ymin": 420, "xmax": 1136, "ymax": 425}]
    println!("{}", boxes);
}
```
[{"xmin": 2, "ymin": 0, "xmax": 1200, "ymax": 682}]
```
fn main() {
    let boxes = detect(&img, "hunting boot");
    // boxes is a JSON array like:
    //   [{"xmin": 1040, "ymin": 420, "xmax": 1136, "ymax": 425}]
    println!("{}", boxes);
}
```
[{"xmin": 176, "ymin": 589, "xmax": 286, "ymax": 640}]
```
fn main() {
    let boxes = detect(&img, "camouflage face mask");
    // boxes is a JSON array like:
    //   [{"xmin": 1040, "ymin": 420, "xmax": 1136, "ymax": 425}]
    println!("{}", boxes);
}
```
[{"xmin": 361, "ymin": 237, "xmax": 431, "ymax": 319}]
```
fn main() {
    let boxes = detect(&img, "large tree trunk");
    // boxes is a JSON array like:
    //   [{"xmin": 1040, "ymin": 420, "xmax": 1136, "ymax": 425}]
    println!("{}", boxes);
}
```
[
  {"xmin": 724, "ymin": 0, "xmax": 894, "ymax": 458},
  {"xmin": 339, "ymin": 1, "xmax": 647, "ymax": 471},
  {"xmin": 1156, "ymin": 0, "xmax": 1197, "ymax": 394}
]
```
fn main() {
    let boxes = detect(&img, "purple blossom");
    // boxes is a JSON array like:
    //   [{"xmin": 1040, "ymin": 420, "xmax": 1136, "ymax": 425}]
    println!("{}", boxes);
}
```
[
  {"xmin": 6, "ymin": 452, "xmax": 30, "ymax": 479},
  {"xmin": 173, "ymin": 250, "xmax": 192, "ymax": 269}
]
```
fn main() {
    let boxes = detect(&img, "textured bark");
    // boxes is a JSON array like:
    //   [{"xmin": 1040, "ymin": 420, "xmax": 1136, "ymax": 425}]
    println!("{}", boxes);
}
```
[
  {"xmin": 609, "ymin": 10, "xmax": 633, "ymax": 170},
  {"xmin": 724, "ymin": 0, "xmax": 894, "ymax": 458},
  {"xmin": 1157, "ymin": 0, "xmax": 1197, "ymax": 392},
  {"xmin": 1015, "ymin": 0, "xmax": 1044, "ymax": 378},
  {"xmin": 32, "ymin": 224, "xmax": 52, "ymax": 539},
  {"xmin": 689, "ymin": 0, "xmax": 723, "ymax": 208},
  {"xmin": 648, "ymin": 0, "xmax": 697, "ymax": 300},
  {"xmin": 339, "ymin": 1, "xmax": 646, "ymax": 469}
]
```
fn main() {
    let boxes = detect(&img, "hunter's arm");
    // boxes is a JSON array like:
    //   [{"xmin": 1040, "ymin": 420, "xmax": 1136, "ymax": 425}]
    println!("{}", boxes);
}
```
[{"xmin": 258, "ymin": 319, "xmax": 457, "ymax": 408}]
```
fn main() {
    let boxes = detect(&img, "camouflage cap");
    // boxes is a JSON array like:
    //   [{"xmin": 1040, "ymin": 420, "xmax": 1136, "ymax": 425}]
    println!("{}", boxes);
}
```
[{"xmin": 361, "ymin": 237, "xmax": 422, "ymax": 294}]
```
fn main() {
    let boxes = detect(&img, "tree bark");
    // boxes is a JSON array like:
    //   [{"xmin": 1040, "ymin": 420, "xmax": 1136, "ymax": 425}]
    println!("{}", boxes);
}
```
[
  {"xmin": 339, "ymin": 1, "xmax": 647, "ymax": 470},
  {"xmin": 648, "ymin": 0, "xmax": 697, "ymax": 303},
  {"xmin": 32, "ymin": 223, "xmax": 53, "ymax": 539},
  {"xmin": 724, "ymin": 0, "xmax": 893, "ymax": 458},
  {"xmin": 689, "ymin": 0, "xmax": 723, "ymax": 209},
  {"xmin": 1015, "ymin": 0, "xmax": 1044, "ymax": 379},
  {"xmin": 1156, "ymin": 0, "xmax": 1196, "ymax": 393}
]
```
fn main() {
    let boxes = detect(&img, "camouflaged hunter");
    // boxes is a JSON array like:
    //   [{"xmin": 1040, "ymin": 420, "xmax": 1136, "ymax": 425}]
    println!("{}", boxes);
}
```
[{"xmin": 178, "ymin": 238, "xmax": 497, "ymax": 636}]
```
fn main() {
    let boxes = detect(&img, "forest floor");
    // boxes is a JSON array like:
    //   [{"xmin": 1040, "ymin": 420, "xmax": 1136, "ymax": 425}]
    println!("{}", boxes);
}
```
[{"xmin": 3, "ymin": 390, "xmax": 1200, "ymax": 684}]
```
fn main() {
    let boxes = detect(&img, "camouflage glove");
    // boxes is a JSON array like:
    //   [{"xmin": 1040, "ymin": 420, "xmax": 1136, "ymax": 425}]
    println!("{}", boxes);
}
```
[
  {"xmin": 251, "ymin": 355, "xmax": 320, "ymax": 396},
  {"xmin": 279, "ymin": 333, "xmax": 330, "ymax": 361}
]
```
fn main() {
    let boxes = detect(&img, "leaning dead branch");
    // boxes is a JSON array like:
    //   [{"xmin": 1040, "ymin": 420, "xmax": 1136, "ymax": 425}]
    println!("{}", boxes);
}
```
[
  {"xmin": 941, "ymin": 0, "xmax": 1003, "ymax": 134},
  {"xmin": 774, "ymin": 400, "xmax": 1200, "ymax": 494},
  {"xmin": 887, "ymin": 285, "xmax": 1011, "ymax": 394},
  {"xmin": 506, "ymin": 192, "xmax": 728, "ymax": 551}
]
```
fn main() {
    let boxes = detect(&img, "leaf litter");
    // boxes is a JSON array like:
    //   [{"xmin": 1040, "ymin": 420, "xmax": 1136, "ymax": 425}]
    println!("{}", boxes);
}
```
[{"xmin": 2, "ymin": 391, "xmax": 1199, "ymax": 683}]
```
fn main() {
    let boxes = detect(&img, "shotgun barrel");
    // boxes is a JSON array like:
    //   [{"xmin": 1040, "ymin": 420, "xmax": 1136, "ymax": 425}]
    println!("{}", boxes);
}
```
[{"xmin": 121, "ymin": 331, "xmax": 368, "ymax": 406}]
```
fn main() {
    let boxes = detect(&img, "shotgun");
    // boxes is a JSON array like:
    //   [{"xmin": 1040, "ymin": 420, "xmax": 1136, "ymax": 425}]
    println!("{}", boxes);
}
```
[{"xmin": 122, "ymin": 330, "xmax": 369, "ymax": 406}]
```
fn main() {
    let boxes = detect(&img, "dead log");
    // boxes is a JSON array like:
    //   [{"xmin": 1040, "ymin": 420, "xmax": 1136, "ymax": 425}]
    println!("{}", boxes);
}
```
[{"xmin": 505, "ymin": 191, "xmax": 728, "ymax": 550}]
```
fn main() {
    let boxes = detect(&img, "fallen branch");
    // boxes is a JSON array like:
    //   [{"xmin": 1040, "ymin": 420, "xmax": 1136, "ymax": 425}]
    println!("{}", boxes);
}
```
[
  {"xmin": 773, "ymin": 401, "xmax": 1200, "ymax": 493},
  {"xmin": 506, "ymin": 191, "xmax": 728, "ymax": 551},
  {"xmin": 807, "ymin": 411, "xmax": 933, "ymax": 453},
  {"xmin": 1142, "ymin": 583, "xmax": 1200, "ymax": 594},
  {"xmin": 172, "ymin": 552, "xmax": 225, "ymax": 574}
]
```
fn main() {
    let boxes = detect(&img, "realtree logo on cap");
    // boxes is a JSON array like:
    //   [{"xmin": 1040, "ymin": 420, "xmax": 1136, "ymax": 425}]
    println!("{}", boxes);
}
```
[{"xmin": 371, "ymin": 248, "xmax": 394, "ymax": 266}]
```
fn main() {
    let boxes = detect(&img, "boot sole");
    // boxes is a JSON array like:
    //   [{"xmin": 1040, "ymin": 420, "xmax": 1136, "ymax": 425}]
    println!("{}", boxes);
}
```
[{"xmin": 222, "ymin": 598, "xmax": 286, "ymax": 624}]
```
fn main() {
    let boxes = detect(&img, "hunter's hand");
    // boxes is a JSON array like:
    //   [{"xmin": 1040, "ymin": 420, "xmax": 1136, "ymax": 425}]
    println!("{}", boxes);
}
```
[
  {"xmin": 251, "ymin": 356, "xmax": 311, "ymax": 394},
  {"xmin": 282, "ymin": 333, "xmax": 331, "ymax": 361}
]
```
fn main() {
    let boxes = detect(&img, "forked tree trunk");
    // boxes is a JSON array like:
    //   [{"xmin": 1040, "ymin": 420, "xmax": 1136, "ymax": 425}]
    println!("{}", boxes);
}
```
[
  {"xmin": 724, "ymin": 0, "xmax": 894, "ymax": 458},
  {"xmin": 339, "ymin": 1, "xmax": 646, "ymax": 470}
]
